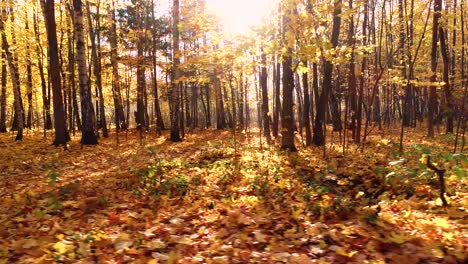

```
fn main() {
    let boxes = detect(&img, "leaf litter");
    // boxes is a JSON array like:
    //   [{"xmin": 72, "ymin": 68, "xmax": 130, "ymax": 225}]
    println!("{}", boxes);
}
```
[{"xmin": 0, "ymin": 129, "xmax": 466, "ymax": 263}]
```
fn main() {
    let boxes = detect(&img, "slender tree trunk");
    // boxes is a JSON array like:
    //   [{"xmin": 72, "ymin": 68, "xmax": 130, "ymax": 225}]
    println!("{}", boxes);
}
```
[
  {"xmin": 428, "ymin": 0, "xmax": 442, "ymax": 138},
  {"xmin": 42, "ymin": 0, "xmax": 68, "ymax": 145},
  {"xmin": 0, "ymin": 6, "xmax": 22, "ymax": 140},
  {"xmin": 135, "ymin": 1, "xmax": 146, "ymax": 132},
  {"xmin": 151, "ymin": 0, "xmax": 164, "ymax": 132},
  {"xmin": 238, "ymin": 73, "xmax": 245, "ymax": 129},
  {"xmin": 170, "ymin": 0, "xmax": 181, "ymax": 141},
  {"xmin": 272, "ymin": 56, "xmax": 281, "ymax": 138},
  {"xmin": 8, "ymin": 8, "xmax": 24, "ymax": 132},
  {"xmin": 280, "ymin": 5, "xmax": 297, "ymax": 151},
  {"xmin": 302, "ymin": 61, "xmax": 312, "ymax": 146},
  {"xmin": 33, "ymin": 11, "xmax": 53, "ymax": 131},
  {"xmin": 73, "ymin": 0, "xmax": 97, "ymax": 144},
  {"xmin": 25, "ymin": 17, "xmax": 33, "ymax": 129},
  {"xmin": 348, "ymin": 0, "xmax": 357, "ymax": 138},
  {"xmin": 439, "ymin": 27, "xmax": 454, "ymax": 133},
  {"xmin": 205, "ymin": 84, "xmax": 211, "ymax": 128},
  {"xmin": 108, "ymin": 0, "xmax": 126, "ymax": 130},
  {"xmin": 313, "ymin": 0, "xmax": 342, "ymax": 146},
  {"xmin": 0, "ymin": 50, "xmax": 7, "ymax": 132},
  {"xmin": 213, "ymin": 73, "xmax": 226, "ymax": 130},
  {"xmin": 260, "ymin": 51, "xmax": 271, "ymax": 144},
  {"xmin": 86, "ymin": 0, "xmax": 107, "ymax": 137}
]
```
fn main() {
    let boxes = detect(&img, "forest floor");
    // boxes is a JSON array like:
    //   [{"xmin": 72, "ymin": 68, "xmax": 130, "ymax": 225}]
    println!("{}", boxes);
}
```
[{"xmin": 0, "ymin": 127, "xmax": 466, "ymax": 263}]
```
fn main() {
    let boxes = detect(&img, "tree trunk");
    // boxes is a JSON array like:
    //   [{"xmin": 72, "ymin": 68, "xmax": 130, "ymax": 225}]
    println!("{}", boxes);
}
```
[
  {"xmin": 280, "ymin": 6, "xmax": 297, "ymax": 151},
  {"xmin": 428, "ymin": 0, "xmax": 442, "ymax": 138},
  {"xmin": 108, "ymin": 0, "xmax": 126, "ymax": 130},
  {"xmin": 25, "ymin": 17, "xmax": 33, "ymax": 129},
  {"xmin": 170, "ymin": 0, "xmax": 181, "ymax": 141},
  {"xmin": 313, "ymin": 0, "xmax": 342, "ymax": 146},
  {"xmin": 73, "ymin": 0, "xmax": 97, "ymax": 144},
  {"xmin": 347, "ymin": 0, "xmax": 357, "ymax": 137},
  {"xmin": 0, "ymin": 50, "xmax": 7, "ymax": 132},
  {"xmin": 439, "ymin": 27, "xmax": 454, "ymax": 134},
  {"xmin": 261, "ymin": 51, "xmax": 272, "ymax": 144},
  {"xmin": 302, "ymin": 61, "xmax": 312, "ymax": 146},
  {"xmin": 42, "ymin": 0, "xmax": 68, "ymax": 145},
  {"xmin": 214, "ymin": 75, "xmax": 226, "ymax": 129},
  {"xmin": 86, "ymin": 1, "xmax": 107, "ymax": 137},
  {"xmin": 151, "ymin": 0, "xmax": 164, "ymax": 132},
  {"xmin": 272, "ymin": 56, "xmax": 281, "ymax": 138},
  {"xmin": 238, "ymin": 73, "xmax": 245, "ymax": 129},
  {"xmin": 0, "ymin": 6, "xmax": 22, "ymax": 140}
]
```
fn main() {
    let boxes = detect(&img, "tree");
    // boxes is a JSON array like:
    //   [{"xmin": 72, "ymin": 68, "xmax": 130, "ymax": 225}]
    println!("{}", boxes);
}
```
[
  {"xmin": 428, "ymin": 0, "xmax": 442, "ymax": 138},
  {"xmin": 280, "ymin": 2, "xmax": 296, "ymax": 152},
  {"xmin": 107, "ymin": 0, "xmax": 126, "ymax": 131},
  {"xmin": 0, "ymin": 50, "xmax": 6, "ymax": 133},
  {"xmin": 1, "ymin": 4, "xmax": 22, "ymax": 140},
  {"xmin": 41, "ymin": 0, "xmax": 68, "ymax": 146},
  {"xmin": 86, "ymin": 1, "xmax": 108, "ymax": 137},
  {"xmin": 260, "ymin": 50, "xmax": 271, "ymax": 144},
  {"xmin": 73, "ymin": 0, "xmax": 98, "ymax": 145},
  {"xmin": 170, "ymin": 0, "xmax": 181, "ymax": 142},
  {"xmin": 313, "ymin": 0, "xmax": 342, "ymax": 146}
]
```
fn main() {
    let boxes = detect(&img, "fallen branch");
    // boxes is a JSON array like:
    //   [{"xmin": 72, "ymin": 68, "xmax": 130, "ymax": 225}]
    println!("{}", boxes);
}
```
[{"xmin": 426, "ymin": 156, "xmax": 448, "ymax": 207}]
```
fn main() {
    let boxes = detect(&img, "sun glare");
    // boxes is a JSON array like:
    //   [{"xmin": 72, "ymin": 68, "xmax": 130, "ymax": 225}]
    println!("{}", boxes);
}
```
[{"xmin": 206, "ymin": 0, "xmax": 275, "ymax": 34}]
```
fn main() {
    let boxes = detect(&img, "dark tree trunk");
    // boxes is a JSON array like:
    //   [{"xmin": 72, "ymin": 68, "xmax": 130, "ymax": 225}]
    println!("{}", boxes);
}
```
[
  {"xmin": 205, "ymin": 84, "xmax": 211, "ymax": 128},
  {"xmin": 229, "ymin": 75, "xmax": 236, "ymax": 129},
  {"xmin": 214, "ymin": 76, "xmax": 226, "ymax": 129},
  {"xmin": 151, "ymin": 0, "xmax": 164, "ymax": 132},
  {"xmin": 86, "ymin": 1, "xmax": 107, "ymax": 137},
  {"xmin": 347, "ymin": 0, "xmax": 357, "ymax": 137},
  {"xmin": 0, "ymin": 6, "xmax": 22, "ymax": 140},
  {"xmin": 272, "ymin": 57, "xmax": 281, "ymax": 138},
  {"xmin": 438, "ymin": 27, "xmax": 454, "ymax": 133},
  {"xmin": 25, "ymin": 18, "xmax": 33, "ymax": 129},
  {"xmin": 355, "ymin": 0, "xmax": 368, "ymax": 143},
  {"xmin": 73, "ymin": 0, "xmax": 98, "ymax": 144},
  {"xmin": 33, "ymin": 11, "xmax": 52, "ymax": 131},
  {"xmin": 280, "ymin": 6, "xmax": 297, "ymax": 151},
  {"xmin": 302, "ymin": 61, "xmax": 312, "ymax": 146},
  {"xmin": 170, "ymin": 0, "xmax": 181, "ymax": 141},
  {"xmin": 313, "ymin": 0, "xmax": 342, "ymax": 146},
  {"xmin": 428, "ymin": 0, "xmax": 442, "ymax": 138},
  {"xmin": 108, "ymin": 0, "xmax": 126, "ymax": 130},
  {"xmin": 238, "ymin": 73, "xmax": 245, "ymax": 128},
  {"xmin": 8, "ymin": 9, "xmax": 24, "ymax": 132},
  {"xmin": 0, "ymin": 50, "xmax": 7, "ymax": 132},
  {"xmin": 260, "ymin": 51, "xmax": 272, "ymax": 144},
  {"xmin": 42, "ymin": 0, "xmax": 68, "ymax": 145},
  {"xmin": 135, "ymin": 1, "xmax": 146, "ymax": 131},
  {"xmin": 244, "ymin": 75, "xmax": 250, "ymax": 131}
]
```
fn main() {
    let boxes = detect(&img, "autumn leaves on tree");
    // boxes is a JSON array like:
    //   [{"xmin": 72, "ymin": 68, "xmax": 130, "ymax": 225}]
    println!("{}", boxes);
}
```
[{"xmin": 0, "ymin": 0, "xmax": 465, "ymax": 153}]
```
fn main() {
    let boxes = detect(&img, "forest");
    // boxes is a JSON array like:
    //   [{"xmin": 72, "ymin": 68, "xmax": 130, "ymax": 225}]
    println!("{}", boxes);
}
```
[{"xmin": 0, "ymin": 0, "xmax": 466, "ymax": 263}]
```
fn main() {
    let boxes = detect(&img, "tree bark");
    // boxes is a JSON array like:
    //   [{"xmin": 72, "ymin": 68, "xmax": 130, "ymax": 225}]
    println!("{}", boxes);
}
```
[
  {"xmin": 260, "ymin": 51, "xmax": 271, "ymax": 144},
  {"xmin": 313, "ymin": 0, "xmax": 342, "ymax": 146},
  {"xmin": 280, "ymin": 5, "xmax": 297, "ymax": 151},
  {"xmin": 108, "ymin": 0, "xmax": 126, "ymax": 131},
  {"xmin": 151, "ymin": 0, "xmax": 164, "ymax": 132},
  {"xmin": 42, "ymin": 0, "xmax": 68, "ymax": 145},
  {"xmin": 0, "ymin": 50, "xmax": 7, "ymax": 132},
  {"xmin": 73, "ymin": 0, "xmax": 98, "ymax": 144},
  {"xmin": 170, "ymin": 0, "xmax": 181, "ymax": 141},
  {"xmin": 1, "ymin": 6, "xmax": 22, "ymax": 140},
  {"xmin": 86, "ymin": 0, "xmax": 107, "ymax": 137},
  {"xmin": 428, "ymin": 0, "xmax": 442, "ymax": 138}
]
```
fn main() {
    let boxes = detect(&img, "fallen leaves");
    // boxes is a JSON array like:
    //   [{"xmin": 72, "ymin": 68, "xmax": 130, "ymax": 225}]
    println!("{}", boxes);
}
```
[{"xmin": 0, "ymin": 130, "xmax": 466, "ymax": 263}]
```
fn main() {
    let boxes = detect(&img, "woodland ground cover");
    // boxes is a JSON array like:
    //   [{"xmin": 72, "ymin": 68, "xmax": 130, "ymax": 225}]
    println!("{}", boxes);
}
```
[{"xmin": 0, "ymin": 128, "xmax": 466, "ymax": 263}]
